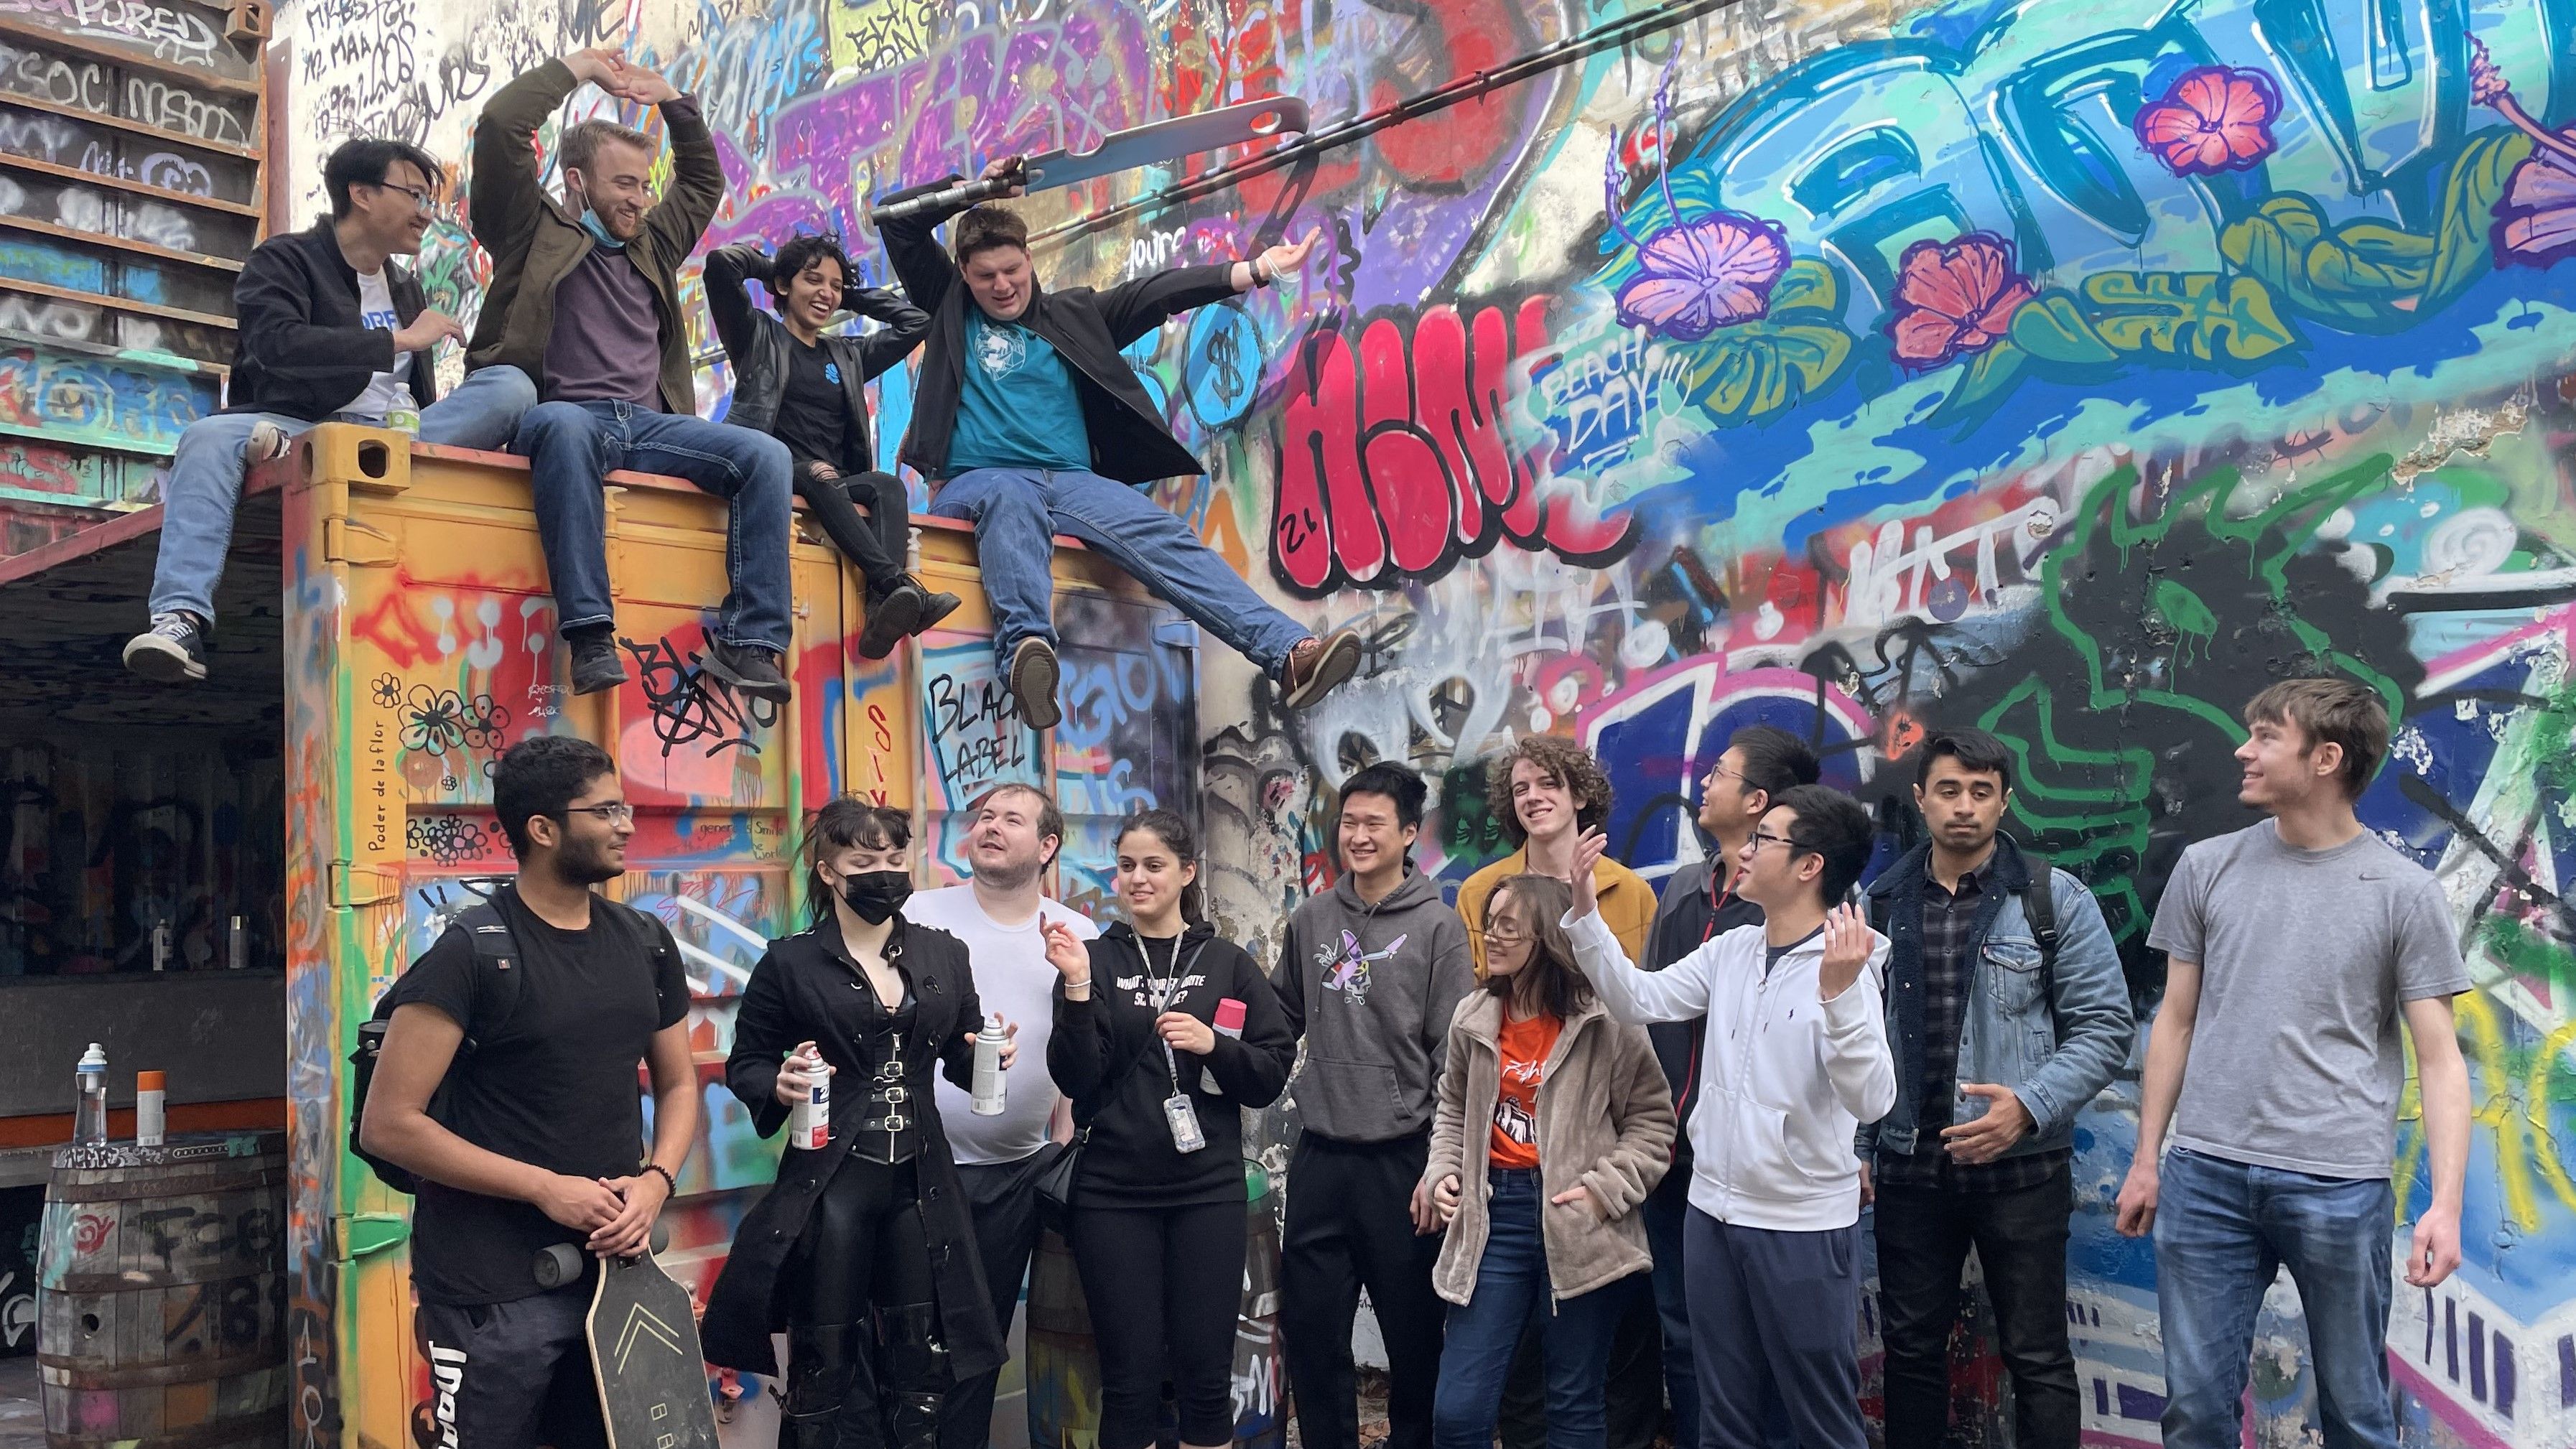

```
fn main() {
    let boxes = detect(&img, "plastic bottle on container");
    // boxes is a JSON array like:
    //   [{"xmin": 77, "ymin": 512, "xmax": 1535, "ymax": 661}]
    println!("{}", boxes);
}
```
[
  {"xmin": 135, "ymin": 1070, "xmax": 166, "ymax": 1147},
  {"xmin": 971, "ymin": 1017, "xmax": 1008, "ymax": 1116},
  {"xmin": 787, "ymin": 1045, "xmax": 830, "ymax": 1151},
  {"xmin": 74, "ymin": 1044, "xmax": 108, "ymax": 1146}
]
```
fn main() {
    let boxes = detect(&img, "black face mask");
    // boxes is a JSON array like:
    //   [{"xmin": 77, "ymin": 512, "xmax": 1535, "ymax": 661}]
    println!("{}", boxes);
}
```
[{"xmin": 840, "ymin": 870, "xmax": 913, "ymax": 925}]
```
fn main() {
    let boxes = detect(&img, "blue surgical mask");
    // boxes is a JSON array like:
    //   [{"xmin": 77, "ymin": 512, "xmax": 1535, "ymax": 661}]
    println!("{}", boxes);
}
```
[{"xmin": 578, "ymin": 208, "xmax": 627, "ymax": 251}]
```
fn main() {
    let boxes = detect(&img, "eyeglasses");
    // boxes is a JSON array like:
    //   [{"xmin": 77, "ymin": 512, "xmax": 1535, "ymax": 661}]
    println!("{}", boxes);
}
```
[
  {"xmin": 1747, "ymin": 828, "xmax": 1795, "ymax": 853},
  {"xmin": 370, "ymin": 180, "xmax": 442, "ymax": 213},
  {"xmin": 1484, "ymin": 926, "xmax": 1530, "ymax": 945},
  {"xmin": 561, "ymin": 803, "xmax": 636, "ymax": 825}
]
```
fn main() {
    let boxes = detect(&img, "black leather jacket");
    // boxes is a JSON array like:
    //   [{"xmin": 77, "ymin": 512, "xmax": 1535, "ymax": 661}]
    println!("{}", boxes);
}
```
[{"xmin": 703, "ymin": 243, "xmax": 929, "ymax": 475}]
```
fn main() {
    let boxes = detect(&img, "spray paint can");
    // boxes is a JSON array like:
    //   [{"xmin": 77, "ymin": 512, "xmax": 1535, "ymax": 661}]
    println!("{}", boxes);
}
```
[
  {"xmin": 787, "ymin": 1048, "xmax": 830, "ymax": 1151},
  {"xmin": 972, "ymin": 1017, "xmax": 1008, "ymax": 1117},
  {"xmin": 135, "ymin": 1070, "xmax": 166, "ymax": 1147},
  {"xmin": 74, "ymin": 1044, "xmax": 108, "ymax": 1147},
  {"xmin": 1202, "ymin": 998, "xmax": 1247, "ymax": 1096}
]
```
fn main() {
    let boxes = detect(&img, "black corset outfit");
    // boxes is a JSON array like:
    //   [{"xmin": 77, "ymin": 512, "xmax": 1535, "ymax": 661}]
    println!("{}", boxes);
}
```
[{"xmin": 830, "ymin": 935, "xmax": 921, "ymax": 1164}]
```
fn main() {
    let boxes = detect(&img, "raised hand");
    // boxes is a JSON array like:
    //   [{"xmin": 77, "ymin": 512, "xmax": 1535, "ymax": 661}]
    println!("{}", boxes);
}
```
[
  {"xmin": 563, "ymin": 47, "xmax": 621, "ymax": 87},
  {"xmin": 1257, "ymin": 229, "xmax": 1322, "ymax": 281},
  {"xmin": 605, "ymin": 59, "xmax": 679, "ymax": 105},
  {"xmin": 1816, "ymin": 903, "xmax": 1872, "ymax": 1000},
  {"xmin": 981, "ymin": 154, "xmax": 1029, "ymax": 197},
  {"xmin": 1041, "ymin": 920, "xmax": 1089, "ymax": 981},
  {"xmin": 1569, "ymin": 829, "xmax": 1609, "ymax": 920}
]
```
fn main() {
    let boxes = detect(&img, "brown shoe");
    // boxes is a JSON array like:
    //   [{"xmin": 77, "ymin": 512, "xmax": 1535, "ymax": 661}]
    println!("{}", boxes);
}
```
[
  {"xmin": 1280, "ymin": 630, "xmax": 1361, "ymax": 709},
  {"xmin": 1009, "ymin": 636, "xmax": 1061, "ymax": 730}
]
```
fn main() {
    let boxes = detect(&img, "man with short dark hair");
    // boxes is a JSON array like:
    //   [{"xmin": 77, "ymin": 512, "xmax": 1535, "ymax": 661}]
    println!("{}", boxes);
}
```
[
  {"xmin": 1566, "ymin": 786, "xmax": 1892, "ymax": 1449},
  {"xmin": 361, "ymin": 735, "xmax": 698, "ymax": 1448},
  {"xmin": 1637, "ymin": 724, "xmax": 1820, "ymax": 1449},
  {"xmin": 876, "ymin": 160, "xmax": 1359, "ymax": 730},
  {"xmin": 124, "ymin": 137, "xmax": 536, "ymax": 683},
  {"xmin": 906, "ymin": 783, "xmax": 1098, "ymax": 1449},
  {"xmin": 1858, "ymin": 729, "xmax": 2132, "ymax": 1449},
  {"xmin": 1273, "ymin": 762, "xmax": 1476, "ymax": 1449},
  {"xmin": 2116, "ymin": 679, "xmax": 2470, "ymax": 1449},
  {"xmin": 471, "ymin": 50, "xmax": 796, "ymax": 702}
]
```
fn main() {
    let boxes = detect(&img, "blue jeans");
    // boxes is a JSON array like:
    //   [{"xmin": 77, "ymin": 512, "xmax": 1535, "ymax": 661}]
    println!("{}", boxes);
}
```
[
  {"xmin": 2154, "ymin": 1147, "xmax": 2398, "ymax": 1449},
  {"xmin": 1433, "ymin": 1170, "xmax": 1629, "ymax": 1449},
  {"xmin": 928, "ymin": 466, "xmax": 1311, "ymax": 674},
  {"xmin": 516, "ymin": 400, "xmax": 794, "ymax": 653},
  {"xmin": 148, "ymin": 365, "xmax": 536, "ymax": 623}
]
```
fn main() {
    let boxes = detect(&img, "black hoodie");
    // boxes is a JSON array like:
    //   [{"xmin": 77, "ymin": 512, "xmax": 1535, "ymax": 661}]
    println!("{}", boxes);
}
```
[{"xmin": 1049, "ymin": 921, "xmax": 1296, "ymax": 1208}]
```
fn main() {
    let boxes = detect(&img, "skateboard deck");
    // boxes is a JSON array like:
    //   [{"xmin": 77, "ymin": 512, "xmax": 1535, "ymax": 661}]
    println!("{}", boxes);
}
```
[{"xmin": 586, "ymin": 1249, "xmax": 722, "ymax": 1449}]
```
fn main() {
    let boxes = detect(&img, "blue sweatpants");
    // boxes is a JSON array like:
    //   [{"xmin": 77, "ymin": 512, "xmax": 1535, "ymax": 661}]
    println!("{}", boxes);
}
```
[{"xmin": 1683, "ymin": 1208, "xmax": 1864, "ymax": 1449}]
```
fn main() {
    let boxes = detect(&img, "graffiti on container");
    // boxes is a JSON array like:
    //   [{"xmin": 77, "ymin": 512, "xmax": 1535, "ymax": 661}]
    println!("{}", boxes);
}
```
[{"xmin": 623, "ymin": 631, "xmax": 778, "ymax": 759}]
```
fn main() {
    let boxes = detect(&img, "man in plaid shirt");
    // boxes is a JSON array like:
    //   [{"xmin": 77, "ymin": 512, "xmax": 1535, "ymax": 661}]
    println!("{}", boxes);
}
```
[{"xmin": 1857, "ymin": 730, "xmax": 2134, "ymax": 1449}]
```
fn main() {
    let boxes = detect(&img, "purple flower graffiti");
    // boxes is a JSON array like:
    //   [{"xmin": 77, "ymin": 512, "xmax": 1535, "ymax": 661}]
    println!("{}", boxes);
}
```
[
  {"xmin": 2133, "ymin": 65, "xmax": 2282, "ymax": 177},
  {"xmin": 1614, "ymin": 214, "xmax": 1792, "ymax": 339},
  {"xmin": 2470, "ymin": 36, "xmax": 2576, "ymax": 268}
]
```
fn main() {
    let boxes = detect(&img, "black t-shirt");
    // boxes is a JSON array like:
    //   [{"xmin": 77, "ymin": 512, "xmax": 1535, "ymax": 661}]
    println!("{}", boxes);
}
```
[
  {"xmin": 773, "ymin": 337, "xmax": 849, "ymax": 472},
  {"xmin": 383, "ymin": 886, "xmax": 689, "ymax": 1305}
]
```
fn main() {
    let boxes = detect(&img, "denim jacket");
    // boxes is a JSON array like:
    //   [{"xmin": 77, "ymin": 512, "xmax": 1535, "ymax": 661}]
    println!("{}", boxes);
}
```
[{"xmin": 1857, "ymin": 836, "xmax": 2133, "ymax": 1160}]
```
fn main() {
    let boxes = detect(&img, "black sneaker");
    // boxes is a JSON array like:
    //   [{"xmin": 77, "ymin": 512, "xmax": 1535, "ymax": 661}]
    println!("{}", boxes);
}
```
[
  {"xmin": 569, "ymin": 630, "xmax": 628, "ymax": 695},
  {"xmin": 702, "ymin": 640, "xmax": 791, "ymax": 704},
  {"xmin": 1008, "ymin": 636, "xmax": 1061, "ymax": 730},
  {"xmin": 855, "ymin": 581, "xmax": 929, "ymax": 661},
  {"xmin": 917, "ymin": 590, "xmax": 963, "ymax": 634},
  {"xmin": 123, "ymin": 612, "xmax": 208, "ymax": 682}
]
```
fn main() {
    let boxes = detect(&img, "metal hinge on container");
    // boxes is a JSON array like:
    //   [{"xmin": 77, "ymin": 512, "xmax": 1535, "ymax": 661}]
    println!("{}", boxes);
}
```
[
  {"xmin": 325, "ymin": 517, "xmax": 398, "ymax": 566},
  {"xmin": 327, "ymin": 860, "xmax": 397, "ymax": 908}
]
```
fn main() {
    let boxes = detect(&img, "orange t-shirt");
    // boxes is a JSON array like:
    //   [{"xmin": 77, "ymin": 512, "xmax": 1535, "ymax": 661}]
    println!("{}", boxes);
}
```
[{"xmin": 1488, "ymin": 1012, "xmax": 1563, "ymax": 1170}]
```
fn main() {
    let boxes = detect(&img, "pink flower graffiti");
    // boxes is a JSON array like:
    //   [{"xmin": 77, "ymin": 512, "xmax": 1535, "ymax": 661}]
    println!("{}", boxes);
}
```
[
  {"xmin": 2133, "ymin": 66, "xmax": 2282, "ymax": 177},
  {"xmin": 2469, "ymin": 36, "xmax": 2576, "ymax": 268},
  {"xmin": 1887, "ymin": 234, "xmax": 2033, "ymax": 368},
  {"xmin": 1614, "ymin": 214, "xmax": 1792, "ymax": 339}
]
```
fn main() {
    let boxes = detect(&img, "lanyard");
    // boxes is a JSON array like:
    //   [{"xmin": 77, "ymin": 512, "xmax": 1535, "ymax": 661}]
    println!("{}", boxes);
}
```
[{"xmin": 1141, "ymin": 936, "xmax": 1199, "ymax": 1089}]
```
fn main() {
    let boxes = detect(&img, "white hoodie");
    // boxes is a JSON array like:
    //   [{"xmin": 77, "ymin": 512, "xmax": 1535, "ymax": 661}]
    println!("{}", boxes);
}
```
[{"xmin": 1566, "ymin": 908, "xmax": 1894, "ymax": 1231}]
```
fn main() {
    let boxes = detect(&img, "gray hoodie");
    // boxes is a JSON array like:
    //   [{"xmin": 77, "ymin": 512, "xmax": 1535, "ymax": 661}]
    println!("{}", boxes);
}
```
[{"xmin": 1271, "ymin": 868, "xmax": 1478, "ymax": 1142}]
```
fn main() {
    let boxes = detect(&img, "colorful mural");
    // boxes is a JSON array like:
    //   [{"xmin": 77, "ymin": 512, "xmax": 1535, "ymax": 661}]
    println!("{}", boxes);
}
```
[{"xmin": 162, "ymin": 0, "xmax": 2576, "ymax": 1444}]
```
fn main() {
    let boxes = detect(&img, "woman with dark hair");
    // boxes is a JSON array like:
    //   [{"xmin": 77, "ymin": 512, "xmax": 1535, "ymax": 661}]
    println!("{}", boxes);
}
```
[
  {"xmin": 1415, "ymin": 873, "xmax": 1675, "ymax": 1449},
  {"xmin": 705, "ymin": 233, "xmax": 958, "ymax": 658},
  {"xmin": 1038, "ymin": 809, "xmax": 1297, "ymax": 1449},
  {"xmin": 701, "ymin": 799, "xmax": 1011, "ymax": 1448}
]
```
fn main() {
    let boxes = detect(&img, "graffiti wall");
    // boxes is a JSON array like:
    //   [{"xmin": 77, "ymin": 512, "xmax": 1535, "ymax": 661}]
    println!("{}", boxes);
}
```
[{"xmin": 269, "ymin": 0, "xmax": 2576, "ymax": 1444}]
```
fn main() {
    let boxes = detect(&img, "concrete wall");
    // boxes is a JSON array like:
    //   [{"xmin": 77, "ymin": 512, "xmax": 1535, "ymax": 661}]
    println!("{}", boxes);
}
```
[
  {"xmin": 0, "ymin": 969, "xmax": 284, "ymax": 1115},
  {"xmin": 120, "ymin": 0, "xmax": 2574, "ymax": 1443}
]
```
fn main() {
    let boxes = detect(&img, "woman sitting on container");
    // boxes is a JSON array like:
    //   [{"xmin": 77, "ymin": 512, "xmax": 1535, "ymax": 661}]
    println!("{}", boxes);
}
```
[
  {"xmin": 701, "ymin": 798, "xmax": 1010, "ymax": 1449},
  {"xmin": 1413, "ymin": 873, "xmax": 1675, "ymax": 1449},
  {"xmin": 704, "ymin": 234, "xmax": 959, "ymax": 661},
  {"xmin": 1040, "ymin": 809, "xmax": 1297, "ymax": 1449}
]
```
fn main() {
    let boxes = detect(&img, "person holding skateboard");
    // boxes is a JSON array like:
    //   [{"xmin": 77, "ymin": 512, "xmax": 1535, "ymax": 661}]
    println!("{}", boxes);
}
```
[
  {"xmin": 702, "ymin": 798, "xmax": 1012, "ymax": 1449},
  {"xmin": 360, "ymin": 736, "xmax": 699, "ymax": 1448}
]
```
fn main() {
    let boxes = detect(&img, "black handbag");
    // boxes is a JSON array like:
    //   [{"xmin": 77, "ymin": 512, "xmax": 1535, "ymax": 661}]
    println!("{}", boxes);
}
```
[{"xmin": 1033, "ymin": 1130, "xmax": 1087, "ymax": 1224}]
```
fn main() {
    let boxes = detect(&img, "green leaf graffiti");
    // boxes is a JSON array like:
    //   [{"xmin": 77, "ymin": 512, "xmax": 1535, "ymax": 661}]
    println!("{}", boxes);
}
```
[
  {"xmin": 1677, "ymin": 259, "xmax": 1856, "ymax": 424},
  {"xmin": 2220, "ymin": 129, "xmax": 2533, "ymax": 328},
  {"xmin": 2079, "ymin": 272, "xmax": 2300, "ymax": 360}
]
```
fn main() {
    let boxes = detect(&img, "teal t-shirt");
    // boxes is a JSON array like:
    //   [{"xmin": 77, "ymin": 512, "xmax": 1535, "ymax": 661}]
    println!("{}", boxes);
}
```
[{"xmin": 946, "ymin": 311, "xmax": 1092, "ymax": 474}]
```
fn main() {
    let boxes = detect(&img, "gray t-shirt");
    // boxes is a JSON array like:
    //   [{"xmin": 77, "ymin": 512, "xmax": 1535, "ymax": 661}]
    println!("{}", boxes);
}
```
[
  {"xmin": 543, "ymin": 248, "xmax": 664, "ymax": 408},
  {"xmin": 2146, "ymin": 819, "xmax": 2469, "ymax": 1179}
]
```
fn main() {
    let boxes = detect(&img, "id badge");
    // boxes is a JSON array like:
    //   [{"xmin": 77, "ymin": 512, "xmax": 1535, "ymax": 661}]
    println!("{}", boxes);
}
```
[{"xmin": 1163, "ymin": 1092, "xmax": 1207, "ymax": 1153}]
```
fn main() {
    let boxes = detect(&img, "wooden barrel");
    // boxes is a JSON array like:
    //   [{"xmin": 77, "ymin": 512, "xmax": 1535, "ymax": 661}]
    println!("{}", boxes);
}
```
[
  {"xmin": 1028, "ymin": 1162, "xmax": 1287, "ymax": 1449},
  {"xmin": 37, "ymin": 1132, "xmax": 288, "ymax": 1449}
]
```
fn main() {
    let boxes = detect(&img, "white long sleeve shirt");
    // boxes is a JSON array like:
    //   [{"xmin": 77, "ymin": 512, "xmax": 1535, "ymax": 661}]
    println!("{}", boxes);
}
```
[{"xmin": 1565, "ymin": 908, "xmax": 1894, "ymax": 1231}]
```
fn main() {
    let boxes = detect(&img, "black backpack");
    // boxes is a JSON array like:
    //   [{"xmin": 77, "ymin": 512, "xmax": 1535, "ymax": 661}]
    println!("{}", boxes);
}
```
[
  {"xmin": 1870, "ymin": 856, "xmax": 2063, "ymax": 1035},
  {"xmin": 346, "ymin": 896, "xmax": 674, "ymax": 1193}
]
